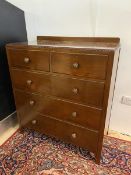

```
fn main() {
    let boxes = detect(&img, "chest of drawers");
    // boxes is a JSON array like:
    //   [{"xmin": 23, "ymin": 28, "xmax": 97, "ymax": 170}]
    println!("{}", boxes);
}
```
[{"xmin": 6, "ymin": 36, "xmax": 120, "ymax": 164}]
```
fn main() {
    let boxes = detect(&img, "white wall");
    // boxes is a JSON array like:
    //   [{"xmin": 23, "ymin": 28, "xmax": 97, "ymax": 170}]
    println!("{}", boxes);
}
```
[
  {"xmin": 7, "ymin": 0, "xmax": 131, "ymax": 135},
  {"xmin": 96, "ymin": 0, "xmax": 131, "ymax": 135},
  {"xmin": 7, "ymin": 0, "xmax": 94, "ymax": 40}
]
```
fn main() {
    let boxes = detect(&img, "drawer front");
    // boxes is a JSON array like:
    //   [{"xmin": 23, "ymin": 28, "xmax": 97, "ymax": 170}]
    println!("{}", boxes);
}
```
[
  {"xmin": 11, "ymin": 69, "xmax": 51, "ymax": 94},
  {"xmin": 8, "ymin": 49, "xmax": 50, "ymax": 71},
  {"xmin": 19, "ymin": 113, "xmax": 98, "ymax": 153},
  {"xmin": 51, "ymin": 52, "xmax": 108, "ymax": 80},
  {"xmin": 15, "ymin": 90, "xmax": 102, "ymax": 130},
  {"xmin": 52, "ymin": 76, "xmax": 104, "ymax": 108},
  {"xmin": 12, "ymin": 69, "xmax": 104, "ymax": 108}
]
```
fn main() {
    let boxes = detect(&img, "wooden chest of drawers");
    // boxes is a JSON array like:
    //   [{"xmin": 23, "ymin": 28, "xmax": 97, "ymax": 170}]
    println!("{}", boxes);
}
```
[{"xmin": 6, "ymin": 36, "xmax": 120, "ymax": 163}]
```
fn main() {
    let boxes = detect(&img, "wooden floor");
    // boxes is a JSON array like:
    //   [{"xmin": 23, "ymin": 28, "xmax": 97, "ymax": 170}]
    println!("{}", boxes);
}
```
[
  {"xmin": 0, "ymin": 124, "xmax": 19, "ymax": 146},
  {"xmin": 108, "ymin": 130, "xmax": 131, "ymax": 142}
]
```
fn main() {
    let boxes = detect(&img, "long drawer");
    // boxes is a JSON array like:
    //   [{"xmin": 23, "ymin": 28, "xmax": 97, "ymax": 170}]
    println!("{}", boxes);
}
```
[
  {"xmin": 51, "ymin": 52, "xmax": 108, "ymax": 80},
  {"xmin": 19, "ymin": 113, "xmax": 98, "ymax": 153},
  {"xmin": 15, "ymin": 90, "xmax": 102, "ymax": 130},
  {"xmin": 12, "ymin": 69, "xmax": 104, "ymax": 108},
  {"xmin": 8, "ymin": 49, "xmax": 50, "ymax": 72}
]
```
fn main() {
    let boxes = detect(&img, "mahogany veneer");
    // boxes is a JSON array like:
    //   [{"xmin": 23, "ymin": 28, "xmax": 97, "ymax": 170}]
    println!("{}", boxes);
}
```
[{"xmin": 6, "ymin": 36, "xmax": 120, "ymax": 164}]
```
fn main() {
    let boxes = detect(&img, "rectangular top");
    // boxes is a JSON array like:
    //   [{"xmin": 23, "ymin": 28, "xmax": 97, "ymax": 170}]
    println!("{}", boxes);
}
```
[{"xmin": 6, "ymin": 36, "xmax": 120, "ymax": 51}]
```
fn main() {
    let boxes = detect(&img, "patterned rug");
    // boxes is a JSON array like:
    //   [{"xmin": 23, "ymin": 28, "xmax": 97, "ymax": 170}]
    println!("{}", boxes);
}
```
[{"xmin": 0, "ymin": 128, "xmax": 131, "ymax": 175}]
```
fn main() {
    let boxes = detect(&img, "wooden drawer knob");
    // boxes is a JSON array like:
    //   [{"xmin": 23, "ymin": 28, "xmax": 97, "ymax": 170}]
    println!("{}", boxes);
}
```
[
  {"xmin": 32, "ymin": 120, "xmax": 37, "ymax": 124},
  {"xmin": 73, "ymin": 62, "xmax": 79, "ymax": 69},
  {"xmin": 72, "ymin": 88, "xmax": 78, "ymax": 94},
  {"xmin": 24, "ymin": 57, "xmax": 30, "ymax": 63},
  {"xmin": 26, "ymin": 80, "xmax": 32, "ymax": 85},
  {"xmin": 29, "ymin": 100, "xmax": 35, "ymax": 106},
  {"xmin": 72, "ymin": 133, "xmax": 77, "ymax": 139},
  {"xmin": 72, "ymin": 112, "xmax": 77, "ymax": 117}
]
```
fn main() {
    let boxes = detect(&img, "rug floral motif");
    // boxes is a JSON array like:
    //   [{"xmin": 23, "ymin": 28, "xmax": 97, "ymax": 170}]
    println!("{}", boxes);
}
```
[{"xmin": 0, "ymin": 128, "xmax": 131, "ymax": 175}]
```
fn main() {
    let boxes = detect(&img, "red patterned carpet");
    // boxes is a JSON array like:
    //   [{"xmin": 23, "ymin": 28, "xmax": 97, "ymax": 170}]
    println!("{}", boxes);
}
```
[{"xmin": 0, "ymin": 128, "xmax": 131, "ymax": 175}]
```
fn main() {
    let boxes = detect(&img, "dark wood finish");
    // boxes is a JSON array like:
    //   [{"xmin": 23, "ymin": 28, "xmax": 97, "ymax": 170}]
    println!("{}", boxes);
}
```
[
  {"xmin": 11, "ymin": 69, "xmax": 51, "ymax": 94},
  {"xmin": 37, "ymin": 36, "xmax": 120, "ymax": 43},
  {"xmin": 6, "ymin": 36, "xmax": 120, "ymax": 164},
  {"xmin": 8, "ymin": 49, "xmax": 50, "ymax": 72},
  {"xmin": 51, "ymin": 52, "xmax": 108, "ymax": 80},
  {"xmin": 51, "ymin": 75, "xmax": 104, "ymax": 108},
  {"xmin": 6, "ymin": 36, "xmax": 120, "ymax": 52},
  {"xmin": 19, "ymin": 113, "xmax": 98, "ymax": 153},
  {"xmin": 12, "ymin": 69, "xmax": 104, "ymax": 108},
  {"xmin": 14, "ymin": 90, "xmax": 102, "ymax": 130},
  {"xmin": 95, "ymin": 48, "xmax": 120, "ymax": 163}
]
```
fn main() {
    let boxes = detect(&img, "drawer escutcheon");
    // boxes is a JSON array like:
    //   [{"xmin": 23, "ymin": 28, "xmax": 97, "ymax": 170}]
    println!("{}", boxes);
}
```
[
  {"xmin": 72, "ymin": 88, "xmax": 79, "ymax": 94},
  {"xmin": 72, "ymin": 112, "xmax": 77, "ymax": 117},
  {"xmin": 73, "ymin": 62, "xmax": 79, "ymax": 69},
  {"xmin": 72, "ymin": 133, "xmax": 77, "ymax": 139},
  {"xmin": 24, "ymin": 57, "xmax": 30, "ymax": 64},
  {"xmin": 29, "ymin": 100, "xmax": 35, "ymax": 106},
  {"xmin": 26, "ymin": 80, "xmax": 32, "ymax": 85},
  {"xmin": 32, "ymin": 120, "xmax": 37, "ymax": 125}
]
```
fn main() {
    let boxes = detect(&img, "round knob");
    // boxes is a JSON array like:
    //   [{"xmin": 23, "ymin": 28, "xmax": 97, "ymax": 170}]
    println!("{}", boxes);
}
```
[
  {"xmin": 73, "ymin": 62, "xmax": 79, "ymax": 69},
  {"xmin": 72, "ymin": 112, "xmax": 77, "ymax": 117},
  {"xmin": 29, "ymin": 100, "xmax": 35, "ymax": 106},
  {"xmin": 72, "ymin": 88, "xmax": 78, "ymax": 94},
  {"xmin": 24, "ymin": 57, "xmax": 30, "ymax": 63},
  {"xmin": 26, "ymin": 80, "xmax": 32, "ymax": 85},
  {"xmin": 72, "ymin": 133, "xmax": 77, "ymax": 139},
  {"xmin": 32, "ymin": 120, "xmax": 37, "ymax": 125}
]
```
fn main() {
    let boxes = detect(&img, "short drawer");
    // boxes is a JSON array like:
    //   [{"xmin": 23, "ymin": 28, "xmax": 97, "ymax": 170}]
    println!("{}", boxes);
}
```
[
  {"xmin": 51, "ymin": 52, "xmax": 108, "ymax": 80},
  {"xmin": 19, "ymin": 113, "xmax": 98, "ymax": 153},
  {"xmin": 15, "ymin": 90, "xmax": 102, "ymax": 130},
  {"xmin": 52, "ymin": 75, "xmax": 104, "ymax": 108},
  {"xmin": 12, "ymin": 69, "xmax": 104, "ymax": 108},
  {"xmin": 11, "ymin": 69, "xmax": 51, "ymax": 94},
  {"xmin": 8, "ymin": 49, "xmax": 50, "ymax": 71}
]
